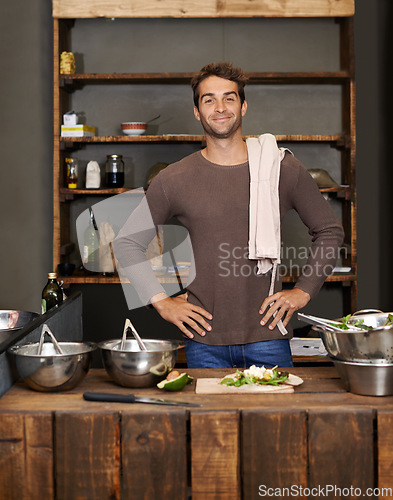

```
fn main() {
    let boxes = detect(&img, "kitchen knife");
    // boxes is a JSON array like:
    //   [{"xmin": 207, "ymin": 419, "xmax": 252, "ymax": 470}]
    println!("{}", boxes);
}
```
[{"xmin": 83, "ymin": 392, "xmax": 202, "ymax": 407}]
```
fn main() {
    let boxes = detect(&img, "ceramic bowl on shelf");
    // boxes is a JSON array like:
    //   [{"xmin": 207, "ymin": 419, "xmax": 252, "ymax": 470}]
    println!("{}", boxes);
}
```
[
  {"xmin": 121, "ymin": 122, "xmax": 147, "ymax": 136},
  {"xmin": 58, "ymin": 263, "xmax": 75, "ymax": 276}
]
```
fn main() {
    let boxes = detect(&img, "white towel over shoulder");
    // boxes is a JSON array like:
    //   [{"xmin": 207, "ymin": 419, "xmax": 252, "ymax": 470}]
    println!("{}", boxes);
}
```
[{"xmin": 246, "ymin": 133, "xmax": 292, "ymax": 335}]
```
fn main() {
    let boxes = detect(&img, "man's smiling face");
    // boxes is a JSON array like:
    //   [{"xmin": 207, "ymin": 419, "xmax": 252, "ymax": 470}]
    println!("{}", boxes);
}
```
[{"xmin": 194, "ymin": 75, "xmax": 247, "ymax": 139}]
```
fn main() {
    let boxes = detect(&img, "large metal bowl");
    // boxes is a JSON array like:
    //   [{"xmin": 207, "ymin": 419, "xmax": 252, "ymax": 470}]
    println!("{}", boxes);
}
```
[
  {"xmin": 0, "ymin": 310, "xmax": 39, "ymax": 333},
  {"xmin": 333, "ymin": 359, "xmax": 393, "ymax": 396},
  {"xmin": 315, "ymin": 311, "xmax": 393, "ymax": 363},
  {"xmin": 98, "ymin": 338, "xmax": 185, "ymax": 388},
  {"xmin": 8, "ymin": 341, "xmax": 97, "ymax": 392}
]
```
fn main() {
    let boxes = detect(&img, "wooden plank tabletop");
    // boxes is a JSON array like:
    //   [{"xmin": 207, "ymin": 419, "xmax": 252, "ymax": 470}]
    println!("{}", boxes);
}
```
[
  {"xmin": 1, "ymin": 367, "xmax": 393, "ymax": 499},
  {"xmin": 1, "ymin": 367, "xmax": 393, "ymax": 413}
]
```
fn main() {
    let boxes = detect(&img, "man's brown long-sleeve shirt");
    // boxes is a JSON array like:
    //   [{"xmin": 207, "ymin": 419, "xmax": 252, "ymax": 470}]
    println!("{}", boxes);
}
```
[{"xmin": 113, "ymin": 150, "xmax": 344, "ymax": 345}]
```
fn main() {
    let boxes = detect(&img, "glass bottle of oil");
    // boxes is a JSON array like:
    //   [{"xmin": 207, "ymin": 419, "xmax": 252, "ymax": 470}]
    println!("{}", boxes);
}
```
[
  {"xmin": 83, "ymin": 207, "xmax": 99, "ymax": 272},
  {"xmin": 41, "ymin": 273, "xmax": 63, "ymax": 313}
]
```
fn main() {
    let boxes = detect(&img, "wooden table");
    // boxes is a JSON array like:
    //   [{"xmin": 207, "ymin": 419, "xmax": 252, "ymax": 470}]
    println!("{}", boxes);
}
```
[{"xmin": 1, "ymin": 367, "xmax": 393, "ymax": 500}]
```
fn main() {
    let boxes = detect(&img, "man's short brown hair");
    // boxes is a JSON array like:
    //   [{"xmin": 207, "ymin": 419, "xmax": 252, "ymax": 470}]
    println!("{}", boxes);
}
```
[{"xmin": 191, "ymin": 62, "xmax": 248, "ymax": 109}]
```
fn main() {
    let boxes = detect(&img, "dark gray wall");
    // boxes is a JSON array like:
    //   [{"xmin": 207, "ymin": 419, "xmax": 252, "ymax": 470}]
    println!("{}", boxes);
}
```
[
  {"xmin": 0, "ymin": 1, "xmax": 53, "ymax": 312},
  {"xmin": 0, "ymin": 1, "xmax": 391, "ymax": 334},
  {"xmin": 354, "ymin": 0, "xmax": 392, "ymax": 310}
]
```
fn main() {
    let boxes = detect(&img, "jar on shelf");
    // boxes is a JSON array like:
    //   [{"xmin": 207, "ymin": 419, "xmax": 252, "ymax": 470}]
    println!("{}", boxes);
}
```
[
  {"xmin": 105, "ymin": 154, "xmax": 124, "ymax": 188},
  {"xmin": 65, "ymin": 157, "xmax": 78, "ymax": 189},
  {"xmin": 60, "ymin": 51, "xmax": 75, "ymax": 75}
]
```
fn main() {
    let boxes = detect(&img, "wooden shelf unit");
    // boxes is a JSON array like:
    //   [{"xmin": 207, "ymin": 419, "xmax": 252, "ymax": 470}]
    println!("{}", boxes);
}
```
[
  {"xmin": 60, "ymin": 133, "xmax": 347, "ymax": 145},
  {"xmin": 59, "ymin": 268, "xmax": 357, "ymax": 287},
  {"xmin": 60, "ymin": 71, "xmax": 352, "ymax": 87},
  {"xmin": 52, "ymin": 0, "xmax": 357, "ymax": 311},
  {"xmin": 52, "ymin": 0, "xmax": 355, "ymax": 18}
]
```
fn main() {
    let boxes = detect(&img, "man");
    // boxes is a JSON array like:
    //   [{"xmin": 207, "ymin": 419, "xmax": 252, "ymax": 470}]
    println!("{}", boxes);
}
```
[{"xmin": 113, "ymin": 62, "xmax": 344, "ymax": 368}]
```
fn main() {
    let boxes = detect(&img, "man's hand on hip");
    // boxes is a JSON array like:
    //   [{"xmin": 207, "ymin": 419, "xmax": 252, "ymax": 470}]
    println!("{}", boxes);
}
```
[
  {"xmin": 259, "ymin": 288, "xmax": 311, "ymax": 329},
  {"xmin": 151, "ymin": 292, "xmax": 213, "ymax": 339}
]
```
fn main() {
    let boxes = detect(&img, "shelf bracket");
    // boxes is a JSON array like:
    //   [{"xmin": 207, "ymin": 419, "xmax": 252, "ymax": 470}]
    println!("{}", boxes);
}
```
[
  {"xmin": 334, "ymin": 134, "xmax": 351, "ymax": 151},
  {"xmin": 60, "ymin": 242, "xmax": 75, "ymax": 256}
]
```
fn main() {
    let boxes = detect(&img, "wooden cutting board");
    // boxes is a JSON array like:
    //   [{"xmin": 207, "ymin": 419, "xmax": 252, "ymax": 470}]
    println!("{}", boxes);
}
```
[{"xmin": 195, "ymin": 377, "xmax": 298, "ymax": 394}]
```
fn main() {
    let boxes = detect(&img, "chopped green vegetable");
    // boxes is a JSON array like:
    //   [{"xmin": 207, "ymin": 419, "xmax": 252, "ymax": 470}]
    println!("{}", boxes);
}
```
[
  {"xmin": 384, "ymin": 314, "xmax": 393, "ymax": 326},
  {"xmin": 329, "ymin": 314, "xmax": 372, "ymax": 331},
  {"xmin": 220, "ymin": 368, "xmax": 289, "ymax": 387}
]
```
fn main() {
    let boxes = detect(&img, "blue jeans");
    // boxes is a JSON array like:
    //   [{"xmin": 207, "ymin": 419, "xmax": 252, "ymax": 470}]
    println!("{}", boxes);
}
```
[{"xmin": 184, "ymin": 339, "xmax": 293, "ymax": 369}]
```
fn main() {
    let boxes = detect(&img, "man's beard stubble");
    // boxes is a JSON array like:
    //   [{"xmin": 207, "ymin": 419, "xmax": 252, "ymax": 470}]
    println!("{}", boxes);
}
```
[{"xmin": 199, "ymin": 113, "xmax": 243, "ymax": 140}]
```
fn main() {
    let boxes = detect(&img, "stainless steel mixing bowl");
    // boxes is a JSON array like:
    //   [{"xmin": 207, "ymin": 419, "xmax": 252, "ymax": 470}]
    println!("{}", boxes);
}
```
[
  {"xmin": 0, "ymin": 310, "xmax": 39, "ymax": 333},
  {"xmin": 315, "ymin": 311, "xmax": 393, "ymax": 363},
  {"xmin": 8, "ymin": 341, "xmax": 97, "ymax": 392},
  {"xmin": 333, "ymin": 359, "xmax": 393, "ymax": 396},
  {"xmin": 98, "ymin": 338, "xmax": 185, "ymax": 388}
]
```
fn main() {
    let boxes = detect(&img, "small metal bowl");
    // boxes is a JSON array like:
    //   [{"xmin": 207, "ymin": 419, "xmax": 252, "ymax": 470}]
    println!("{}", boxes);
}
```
[
  {"xmin": 333, "ymin": 359, "xmax": 393, "ymax": 396},
  {"xmin": 98, "ymin": 338, "xmax": 185, "ymax": 388},
  {"xmin": 8, "ymin": 341, "xmax": 97, "ymax": 392},
  {"xmin": 0, "ymin": 310, "xmax": 39, "ymax": 334}
]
